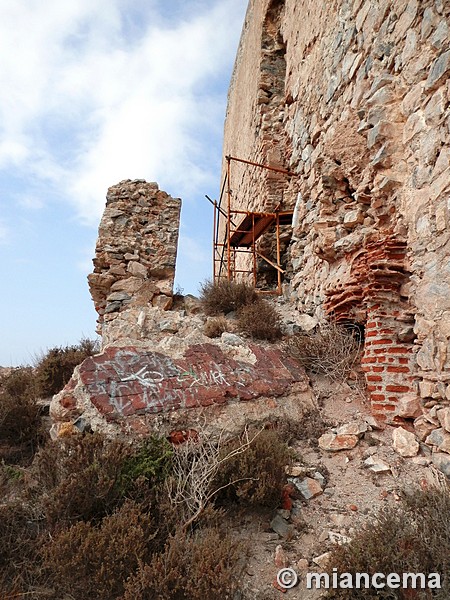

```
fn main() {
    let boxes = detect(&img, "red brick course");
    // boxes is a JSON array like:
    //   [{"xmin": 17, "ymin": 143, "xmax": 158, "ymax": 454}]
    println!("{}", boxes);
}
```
[{"xmin": 325, "ymin": 237, "xmax": 416, "ymax": 422}]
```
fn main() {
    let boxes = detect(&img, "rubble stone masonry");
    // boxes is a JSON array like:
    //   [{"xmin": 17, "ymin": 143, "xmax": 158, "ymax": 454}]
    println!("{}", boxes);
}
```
[
  {"xmin": 223, "ymin": 0, "xmax": 450, "ymax": 422},
  {"xmin": 87, "ymin": 180, "xmax": 181, "ymax": 338}
]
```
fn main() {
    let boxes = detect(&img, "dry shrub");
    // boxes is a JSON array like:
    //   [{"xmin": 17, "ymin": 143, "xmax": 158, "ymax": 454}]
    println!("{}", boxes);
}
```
[
  {"xmin": 34, "ymin": 337, "xmax": 99, "ymax": 397},
  {"xmin": 167, "ymin": 427, "xmax": 260, "ymax": 529},
  {"xmin": 0, "ymin": 501, "xmax": 42, "ymax": 594},
  {"xmin": 0, "ymin": 368, "xmax": 42, "ymax": 462},
  {"xmin": 33, "ymin": 433, "xmax": 174, "ymax": 525},
  {"xmin": 0, "ymin": 366, "xmax": 37, "ymax": 399},
  {"xmin": 327, "ymin": 482, "xmax": 450, "ymax": 599},
  {"xmin": 237, "ymin": 299, "xmax": 282, "ymax": 341},
  {"xmin": 285, "ymin": 322, "xmax": 361, "ymax": 379},
  {"xmin": 122, "ymin": 526, "xmax": 247, "ymax": 600},
  {"xmin": 203, "ymin": 316, "xmax": 230, "ymax": 338},
  {"xmin": 33, "ymin": 433, "xmax": 132, "ymax": 523},
  {"xmin": 0, "ymin": 389, "xmax": 41, "ymax": 447},
  {"xmin": 200, "ymin": 279, "xmax": 258, "ymax": 315},
  {"xmin": 214, "ymin": 429, "xmax": 291, "ymax": 508},
  {"xmin": 276, "ymin": 407, "xmax": 328, "ymax": 445},
  {"xmin": 44, "ymin": 500, "xmax": 153, "ymax": 600}
]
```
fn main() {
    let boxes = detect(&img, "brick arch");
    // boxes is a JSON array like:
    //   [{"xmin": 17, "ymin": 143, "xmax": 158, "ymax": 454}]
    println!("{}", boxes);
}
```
[{"xmin": 325, "ymin": 236, "xmax": 416, "ymax": 423}]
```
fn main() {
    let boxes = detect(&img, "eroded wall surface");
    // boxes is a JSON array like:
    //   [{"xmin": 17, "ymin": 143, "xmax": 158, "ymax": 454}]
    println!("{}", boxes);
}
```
[
  {"xmin": 87, "ymin": 180, "xmax": 181, "ymax": 338},
  {"xmin": 223, "ymin": 0, "xmax": 450, "ymax": 425}
]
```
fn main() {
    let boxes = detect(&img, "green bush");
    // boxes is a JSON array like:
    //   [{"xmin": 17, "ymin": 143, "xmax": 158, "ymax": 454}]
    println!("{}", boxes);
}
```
[
  {"xmin": 200, "ymin": 279, "xmax": 259, "ymax": 315},
  {"xmin": 237, "ymin": 299, "xmax": 282, "ymax": 341},
  {"xmin": 122, "ymin": 526, "xmax": 247, "ymax": 600},
  {"xmin": 35, "ymin": 337, "xmax": 99, "ymax": 397},
  {"xmin": 326, "ymin": 483, "xmax": 450, "ymax": 599},
  {"xmin": 214, "ymin": 429, "xmax": 291, "ymax": 508},
  {"xmin": 119, "ymin": 435, "xmax": 173, "ymax": 494}
]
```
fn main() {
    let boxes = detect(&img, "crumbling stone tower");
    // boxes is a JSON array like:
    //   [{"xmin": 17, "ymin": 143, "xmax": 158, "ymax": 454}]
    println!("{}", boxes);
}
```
[
  {"xmin": 88, "ymin": 180, "xmax": 181, "ymax": 340},
  {"xmin": 222, "ymin": 0, "xmax": 450, "ymax": 425}
]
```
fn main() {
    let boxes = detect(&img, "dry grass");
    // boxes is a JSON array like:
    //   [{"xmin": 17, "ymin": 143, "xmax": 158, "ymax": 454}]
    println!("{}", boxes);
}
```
[
  {"xmin": 200, "ymin": 279, "xmax": 259, "ymax": 315},
  {"xmin": 285, "ymin": 322, "xmax": 361, "ymax": 380},
  {"xmin": 237, "ymin": 299, "xmax": 282, "ymax": 341}
]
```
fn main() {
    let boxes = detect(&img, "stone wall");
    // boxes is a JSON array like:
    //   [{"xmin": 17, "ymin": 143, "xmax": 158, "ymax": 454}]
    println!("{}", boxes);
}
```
[
  {"xmin": 222, "ymin": 0, "xmax": 450, "ymax": 426},
  {"xmin": 51, "ymin": 177, "xmax": 317, "ymax": 439},
  {"xmin": 87, "ymin": 180, "xmax": 181, "ymax": 338}
]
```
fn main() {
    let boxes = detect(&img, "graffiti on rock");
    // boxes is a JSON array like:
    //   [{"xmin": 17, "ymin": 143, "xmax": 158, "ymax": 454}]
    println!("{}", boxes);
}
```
[{"xmin": 76, "ymin": 345, "xmax": 304, "ymax": 419}]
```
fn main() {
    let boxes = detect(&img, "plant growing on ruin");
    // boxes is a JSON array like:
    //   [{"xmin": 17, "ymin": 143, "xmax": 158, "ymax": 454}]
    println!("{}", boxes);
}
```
[
  {"xmin": 285, "ymin": 322, "xmax": 362, "ymax": 380},
  {"xmin": 200, "ymin": 279, "xmax": 259, "ymax": 315},
  {"xmin": 167, "ymin": 426, "xmax": 262, "ymax": 529},
  {"xmin": 237, "ymin": 298, "xmax": 282, "ymax": 341},
  {"xmin": 214, "ymin": 428, "xmax": 292, "ymax": 508},
  {"xmin": 203, "ymin": 315, "xmax": 231, "ymax": 338}
]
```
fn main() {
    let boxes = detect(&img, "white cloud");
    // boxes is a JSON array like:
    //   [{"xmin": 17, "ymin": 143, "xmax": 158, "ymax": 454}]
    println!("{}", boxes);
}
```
[
  {"xmin": 0, "ymin": 0, "xmax": 247, "ymax": 223},
  {"xmin": 178, "ymin": 234, "xmax": 211, "ymax": 265},
  {"xmin": 17, "ymin": 195, "xmax": 44, "ymax": 210},
  {"xmin": 0, "ymin": 220, "xmax": 9, "ymax": 244}
]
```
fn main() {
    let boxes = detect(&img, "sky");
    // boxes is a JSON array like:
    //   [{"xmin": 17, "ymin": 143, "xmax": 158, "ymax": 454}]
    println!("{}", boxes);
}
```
[{"xmin": 0, "ymin": 0, "xmax": 248, "ymax": 366}]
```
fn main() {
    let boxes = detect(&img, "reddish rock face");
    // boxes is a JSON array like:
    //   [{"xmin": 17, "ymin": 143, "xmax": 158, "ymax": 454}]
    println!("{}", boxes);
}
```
[{"xmin": 66, "ymin": 343, "xmax": 306, "ymax": 421}]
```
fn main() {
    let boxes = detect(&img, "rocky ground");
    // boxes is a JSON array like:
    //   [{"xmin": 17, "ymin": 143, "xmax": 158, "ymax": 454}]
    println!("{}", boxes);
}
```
[
  {"xmin": 4, "ymin": 295, "xmax": 448, "ymax": 598},
  {"xmin": 232, "ymin": 377, "xmax": 444, "ymax": 599}
]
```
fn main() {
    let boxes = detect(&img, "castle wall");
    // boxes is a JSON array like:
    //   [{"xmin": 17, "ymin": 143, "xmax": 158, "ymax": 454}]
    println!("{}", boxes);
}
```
[{"xmin": 223, "ymin": 0, "xmax": 450, "ymax": 424}]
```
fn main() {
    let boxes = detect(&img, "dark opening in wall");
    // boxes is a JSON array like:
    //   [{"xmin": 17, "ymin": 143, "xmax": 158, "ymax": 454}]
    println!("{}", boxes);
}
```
[{"xmin": 342, "ymin": 321, "xmax": 365, "ymax": 344}]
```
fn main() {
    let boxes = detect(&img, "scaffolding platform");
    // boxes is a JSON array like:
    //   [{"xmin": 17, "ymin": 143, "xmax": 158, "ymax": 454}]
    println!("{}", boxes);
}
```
[
  {"xmin": 210, "ymin": 155, "xmax": 295, "ymax": 294},
  {"xmin": 229, "ymin": 211, "xmax": 294, "ymax": 247}
]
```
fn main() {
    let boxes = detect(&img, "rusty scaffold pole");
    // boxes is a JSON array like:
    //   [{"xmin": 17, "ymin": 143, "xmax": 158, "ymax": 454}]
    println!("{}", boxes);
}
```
[
  {"xmin": 212, "ymin": 199, "xmax": 217, "ymax": 281},
  {"xmin": 226, "ymin": 156, "xmax": 232, "ymax": 281}
]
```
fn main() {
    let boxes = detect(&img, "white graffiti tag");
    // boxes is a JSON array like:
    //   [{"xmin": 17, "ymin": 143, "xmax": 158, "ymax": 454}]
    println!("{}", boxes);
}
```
[{"xmin": 121, "ymin": 366, "xmax": 164, "ymax": 390}]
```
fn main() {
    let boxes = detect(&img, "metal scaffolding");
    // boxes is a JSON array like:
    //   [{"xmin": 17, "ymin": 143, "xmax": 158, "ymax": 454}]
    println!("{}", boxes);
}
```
[{"xmin": 210, "ymin": 155, "xmax": 295, "ymax": 295}]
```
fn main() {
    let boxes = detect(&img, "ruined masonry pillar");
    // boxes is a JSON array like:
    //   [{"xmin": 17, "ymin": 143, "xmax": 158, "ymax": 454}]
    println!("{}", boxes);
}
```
[{"xmin": 88, "ymin": 179, "xmax": 181, "ymax": 337}]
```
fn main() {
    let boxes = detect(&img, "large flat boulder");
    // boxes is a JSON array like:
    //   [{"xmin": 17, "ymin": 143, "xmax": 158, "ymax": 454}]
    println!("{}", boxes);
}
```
[{"xmin": 50, "ymin": 342, "xmax": 313, "ymax": 438}]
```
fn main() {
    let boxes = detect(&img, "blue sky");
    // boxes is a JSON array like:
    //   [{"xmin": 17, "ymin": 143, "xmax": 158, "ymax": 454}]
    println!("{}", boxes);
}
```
[{"xmin": 0, "ymin": 0, "xmax": 248, "ymax": 366}]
